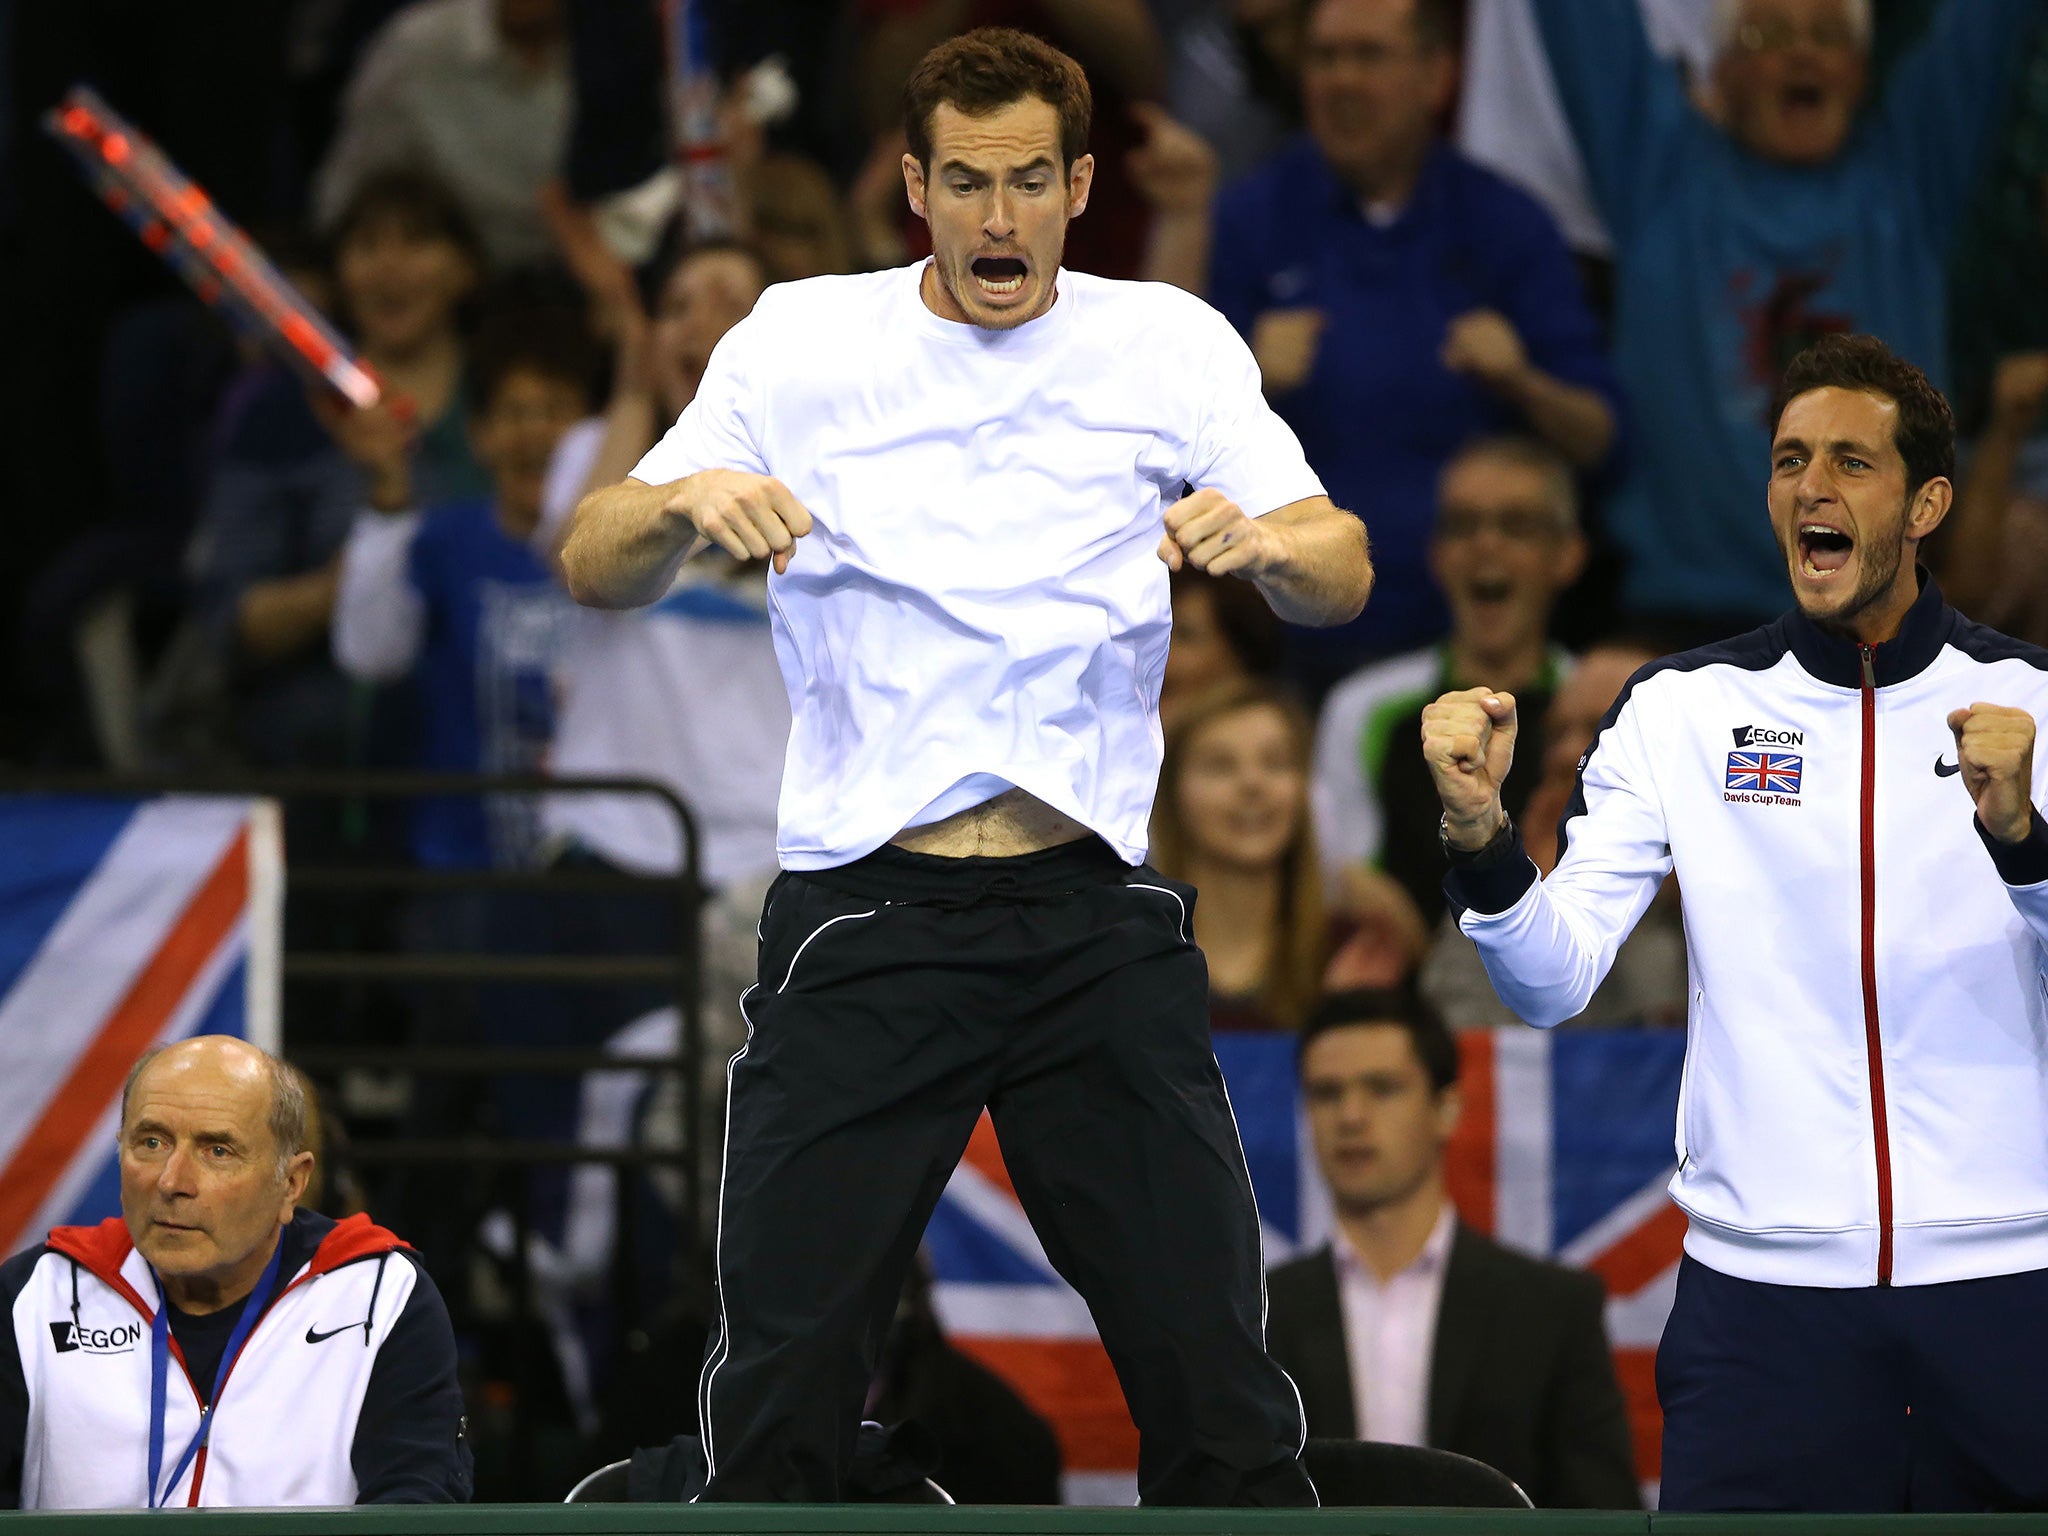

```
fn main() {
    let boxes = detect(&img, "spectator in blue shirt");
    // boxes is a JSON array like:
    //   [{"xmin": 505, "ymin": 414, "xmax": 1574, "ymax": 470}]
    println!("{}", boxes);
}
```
[
  {"xmin": 1204, "ymin": 0, "xmax": 1619, "ymax": 690},
  {"xmin": 331, "ymin": 309, "xmax": 596, "ymax": 868},
  {"xmin": 1531, "ymin": 0, "xmax": 2037, "ymax": 634}
]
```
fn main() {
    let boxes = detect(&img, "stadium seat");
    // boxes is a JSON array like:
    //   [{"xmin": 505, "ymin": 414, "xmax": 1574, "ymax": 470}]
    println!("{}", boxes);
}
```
[{"xmin": 1301, "ymin": 1438, "xmax": 1533, "ymax": 1508}]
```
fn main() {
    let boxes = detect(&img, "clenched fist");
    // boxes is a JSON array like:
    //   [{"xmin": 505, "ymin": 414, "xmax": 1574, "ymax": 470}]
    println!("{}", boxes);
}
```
[
  {"xmin": 1946, "ymin": 702, "xmax": 2039, "ymax": 845},
  {"xmin": 669, "ymin": 469, "xmax": 814, "ymax": 574},
  {"xmin": 1250, "ymin": 308, "xmax": 1325, "ymax": 396},
  {"xmin": 1421, "ymin": 687, "xmax": 1519, "ymax": 849},
  {"xmin": 1157, "ymin": 487, "xmax": 1282, "ymax": 578}
]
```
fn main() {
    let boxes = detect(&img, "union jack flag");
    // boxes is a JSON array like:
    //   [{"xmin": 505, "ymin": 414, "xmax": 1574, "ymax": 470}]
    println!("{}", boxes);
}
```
[
  {"xmin": 0, "ymin": 795, "xmax": 281, "ymax": 1257},
  {"xmin": 1726, "ymin": 750, "xmax": 1802, "ymax": 793},
  {"xmin": 925, "ymin": 1029, "xmax": 1686, "ymax": 1505}
]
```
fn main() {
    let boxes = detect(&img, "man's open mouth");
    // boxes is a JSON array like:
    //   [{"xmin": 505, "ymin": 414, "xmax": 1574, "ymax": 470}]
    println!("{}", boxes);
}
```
[
  {"xmin": 1466, "ymin": 575, "xmax": 1515, "ymax": 607},
  {"xmin": 971, "ymin": 256, "xmax": 1027, "ymax": 296},
  {"xmin": 1797, "ymin": 522, "xmax": 1854, "ymax": 577}
]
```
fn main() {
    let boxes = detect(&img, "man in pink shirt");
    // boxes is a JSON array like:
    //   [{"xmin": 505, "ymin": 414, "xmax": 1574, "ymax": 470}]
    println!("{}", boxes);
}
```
[{"xmin": 1264, "ymin": 989, "xmax": 1639, "ymax": 1508}]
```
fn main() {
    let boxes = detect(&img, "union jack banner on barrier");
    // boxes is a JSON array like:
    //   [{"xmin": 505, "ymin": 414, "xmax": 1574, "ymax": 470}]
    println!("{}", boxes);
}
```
[
  {"xmin": 0, "ymin": 795, "xmax": 282, "ymax": 1258},
  {"xmin": 926, "ymin": 1028, "xmax": 1685, "ymax": 1505}
]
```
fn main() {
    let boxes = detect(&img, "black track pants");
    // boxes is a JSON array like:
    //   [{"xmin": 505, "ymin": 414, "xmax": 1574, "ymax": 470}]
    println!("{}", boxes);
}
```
[{"xmin": 696, "ymin": 838, "xmax": 1315, "ymax": 1506}]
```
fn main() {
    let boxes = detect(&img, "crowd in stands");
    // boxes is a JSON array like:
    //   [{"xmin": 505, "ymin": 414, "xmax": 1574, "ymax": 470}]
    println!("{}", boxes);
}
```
[{"xmin": 10, "ymin": 0, "xmax": 2048, "ymax": 1504}]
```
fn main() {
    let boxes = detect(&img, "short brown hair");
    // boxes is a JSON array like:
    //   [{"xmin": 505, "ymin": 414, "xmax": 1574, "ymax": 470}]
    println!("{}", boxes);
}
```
[
  {"xmin": 903, "ymin": 27, "xmax": 1093, "ymax": 174},
  {"xmin": 1771, "ymin": 334, "xmax": 1955, "ymax": 499},
  {"xmin": 1300, "ymin": 987, "xmax": 1459, "ymax": 1095}
]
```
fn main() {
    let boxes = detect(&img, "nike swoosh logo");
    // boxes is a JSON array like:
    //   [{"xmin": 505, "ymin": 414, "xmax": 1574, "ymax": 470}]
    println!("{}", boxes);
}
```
[
  {"xmin": 1934, "ymin": 756, "xmax": 1962, "ymax": 777},
  {"xmin": 305, "ymin": 1323, "xmax": 363, "ymax": 1344}
]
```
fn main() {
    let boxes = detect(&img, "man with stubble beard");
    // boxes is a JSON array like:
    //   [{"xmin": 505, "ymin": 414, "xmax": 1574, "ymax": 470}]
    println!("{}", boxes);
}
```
[{"xmin": 564, "ymin": 26, "xmax": 1371, "ymax": 1506}]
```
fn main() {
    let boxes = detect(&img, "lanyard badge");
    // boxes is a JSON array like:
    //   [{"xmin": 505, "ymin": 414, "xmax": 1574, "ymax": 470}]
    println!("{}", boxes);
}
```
[{"xmin": 146, "ymin": 1238, "xmax": 286, "ymax": 1509}]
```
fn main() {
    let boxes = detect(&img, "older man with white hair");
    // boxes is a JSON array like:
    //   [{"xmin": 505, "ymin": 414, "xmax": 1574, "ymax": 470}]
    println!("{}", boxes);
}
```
[
  {"xmin": 0, "ymin": 1037, "xmax": 470, "ymax": 1508},
  {"xmin": 1488, "ymin": 0, "xmax": 2039, "ymax": 639}
]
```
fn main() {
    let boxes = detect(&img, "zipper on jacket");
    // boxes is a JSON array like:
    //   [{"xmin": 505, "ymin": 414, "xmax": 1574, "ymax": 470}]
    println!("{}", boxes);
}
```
[{"xmin": 1859, "ymin": 643, "xmax": 1895, "ymax": 1285}]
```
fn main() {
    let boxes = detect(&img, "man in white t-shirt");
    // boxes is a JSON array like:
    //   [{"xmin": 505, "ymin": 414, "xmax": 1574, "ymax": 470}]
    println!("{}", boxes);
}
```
[{"xmin": 564, "ymin": 26, "xmax": 1371, "ymax": 1506}]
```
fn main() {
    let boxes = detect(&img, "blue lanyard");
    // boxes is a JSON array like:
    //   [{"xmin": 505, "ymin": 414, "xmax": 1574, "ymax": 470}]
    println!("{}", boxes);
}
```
[{"xmin": 146, "ymin": 1240, "xmax": 285, "ymax": 1509}]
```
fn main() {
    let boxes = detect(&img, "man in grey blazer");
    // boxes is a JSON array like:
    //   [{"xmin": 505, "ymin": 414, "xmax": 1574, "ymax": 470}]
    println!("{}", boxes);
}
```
[{"xmin": 1266, "ymin": 989, "xmax": 1639, "ymax": 1509}]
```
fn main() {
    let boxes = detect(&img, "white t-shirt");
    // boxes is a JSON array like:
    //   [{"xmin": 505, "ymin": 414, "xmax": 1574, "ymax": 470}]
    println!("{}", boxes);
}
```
[
  {"xmin": 630, "ymin": 263, "xmax": 1327, "ymax": 870},
  {"xmin": 540, "ymin": 420, "xmax": 789, "ymax": 885}
]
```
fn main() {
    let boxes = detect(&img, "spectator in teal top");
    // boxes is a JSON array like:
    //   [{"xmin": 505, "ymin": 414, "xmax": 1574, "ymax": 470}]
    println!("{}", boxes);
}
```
[{"xmin": 1530, "ymin": 0, "xmax": 2038, "ymax": 633}]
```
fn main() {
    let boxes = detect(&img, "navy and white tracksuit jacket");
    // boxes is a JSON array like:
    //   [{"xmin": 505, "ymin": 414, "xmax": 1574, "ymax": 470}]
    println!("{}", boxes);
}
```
[
  {"xmin": 1448, "ymin": 578, "xmax": 2048, "ymax": 1290},
  {"xmin": 0, "ymin": 1210, "xmax": 471, "ymax": 1507}
]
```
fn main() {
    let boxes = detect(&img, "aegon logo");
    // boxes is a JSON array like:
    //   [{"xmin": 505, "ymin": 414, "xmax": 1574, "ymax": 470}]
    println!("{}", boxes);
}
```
[
  {"xmin": 50, "ymin": 1319, "xmax": 142, "ymax": 1355},
  {"xmin": 1732, "ymin": 724, "xmax": 1804, "ymax": 748}
]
